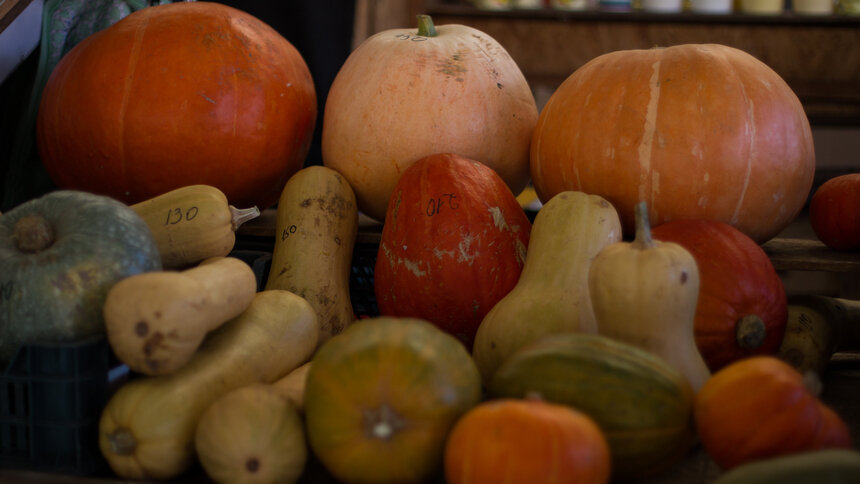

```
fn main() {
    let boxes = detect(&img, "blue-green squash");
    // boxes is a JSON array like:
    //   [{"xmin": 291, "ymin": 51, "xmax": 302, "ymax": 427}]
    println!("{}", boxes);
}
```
[
  {"xmin": 487, "ymin": 332, "xmax": 695, "ymax": 481},
  {"xmin": 0, "ymin": 190, "xmax": 161, "ymax": 367}
]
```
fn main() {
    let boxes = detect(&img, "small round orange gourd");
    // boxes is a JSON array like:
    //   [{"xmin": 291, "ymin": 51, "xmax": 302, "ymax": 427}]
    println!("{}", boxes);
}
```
[
  {"xmin": 444, "ymin": 398, "xmax": 611, "ymax": 484},
  {"xmin": 694, "ymin": 356, "xmax": 851, "ymax": 470},
  {"xmin": 531, "ymin": 44, "xmax": 815, "ymax": 243}
]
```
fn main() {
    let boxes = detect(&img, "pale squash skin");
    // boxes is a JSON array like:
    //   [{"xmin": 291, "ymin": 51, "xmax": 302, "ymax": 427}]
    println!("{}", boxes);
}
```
[
  {"xmin": 195, "ymin": 384, "xmax": 307, "ymax": 484},
  {"xmin": 98, "ymin": 290, "xmax": 319, "ymax": 480},
  {"xmin": 265, "ymin": 166, "xmax": 358, "ymax": 343},
  {"xmin": 131, "ymin": 184, "xmax": 260, "ymax": 269},
  {"xmin": 272, "ymin": 362, "xmax": 312, "ymax": 413},
  {"xmin": 322, "ymin": 16, "xmax": 538, "ymax": 221},
  {"xmin": 488, "ymin": 333, "xmax": 696, "ymax": 481},
  {"xmin": 103, "ymin": 256, "xmax": 258, "ymax": 375},
  {"xmin": 589, "ymin": 203, "xmax": 710, "ymax": 392},
  {"xmin": 304, "ymin": 317, "xmax": 482, "ymax": 484},
  {"xmin": 472, "ymin": 191, "xmax": 622, "ymax": 383}
]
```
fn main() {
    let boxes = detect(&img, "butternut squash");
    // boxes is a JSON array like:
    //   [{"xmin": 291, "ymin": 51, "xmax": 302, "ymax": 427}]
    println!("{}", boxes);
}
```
[
  {"xmin": 98, "ymin": 290, "xmax": 319, "ymax": 480},
  {"xmin": 273, "ymin": 362, "xmax": 312, "ymax": 413},
  {"xmin": 472, "ymin": 191, "xmax": 621, "ymax": 383},
  {"xmin": 265, "ymin": 166, "xmax": 358, "ymax": 343},
  {"xmin": 131, "ymin": 185, "xmax": 260, "ymax": 269},
  {"xmin": 589, "ymin": 202, "xmax": 710, "ymax": 392},
  {"xmin": 194, "ymin": 384, "xmax": 307, "ymax": 484},
  {"xmin": 103, "ymin": 256, "xmax": 257, "ymax": 375}
]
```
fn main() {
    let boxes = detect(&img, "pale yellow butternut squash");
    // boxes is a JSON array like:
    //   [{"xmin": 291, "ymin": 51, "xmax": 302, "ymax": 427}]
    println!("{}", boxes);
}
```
[
  {"xmin": 131, "ymin": 185, "xmax": 260, "ymax": 269},
  {"xmin": 265, "ymin": 166, "xmax": 358, "ymax": 343},
  {"xmin": 103, "ymin": 256, "xmax": 257, "ymax": 375},
  {"xmin": 588, "ymin": 202, "xmax": 711, "ymax": 392},
  {"xmin": 98, "ymin": 290, "xmax": 319, "ymax": 480},
  {"xmin": 472, "ymin": 191, "xmax": 622, "ymax": 382}
]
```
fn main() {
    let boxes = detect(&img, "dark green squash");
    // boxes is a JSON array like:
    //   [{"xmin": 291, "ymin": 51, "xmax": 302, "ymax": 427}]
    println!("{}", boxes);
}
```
[
  {"xmin": 487, "ymin": 332, "xmax": 695, "ymax": 481},
  {"xmin": 0, "ymin": 190, "xmax": 161, "ymax": 367}
]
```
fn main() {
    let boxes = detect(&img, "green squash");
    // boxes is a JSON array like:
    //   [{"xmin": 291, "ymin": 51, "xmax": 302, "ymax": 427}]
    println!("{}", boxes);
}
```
[
  {"xmin": 714, "ymin": 449, "xmax": 860, "ymax": 484},
  {"xmin": 487, "ymin": 332, "xmax": 695, "ymax": 481},
  {"xmin": 0, "ymin": 190, "xmax": 161, "ymax": 367}
]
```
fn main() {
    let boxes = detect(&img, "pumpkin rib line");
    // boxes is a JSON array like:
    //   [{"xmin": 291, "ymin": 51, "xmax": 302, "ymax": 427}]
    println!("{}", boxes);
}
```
[{"xmin": 118, "ymin": 12, "xmax": 151, "ymax": 194}]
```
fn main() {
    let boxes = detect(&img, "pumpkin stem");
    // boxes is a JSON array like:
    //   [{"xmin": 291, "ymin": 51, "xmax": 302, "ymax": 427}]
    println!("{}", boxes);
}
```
[
  {"xmin": 230, "ymin": 205, "xmax": 261, "ymax": 231},
  {"xmin": 108, "ymin": 428, "xmax": 137, "ymax": 456},
  {"xmin": 631, "ymin": 201, "xmax": 657, "ymax": 250},
  {"xmin": 416, "ymin": 14, "xmax": 437, "ymax": 37},
  {"xmin": 736, "ymin": 315, "xmax": 767, "ymax": 350},
  {"xmin": 12, "ymin": 214, "xmax": 55, "ymax": 253},
  {"xmin": 363, "ymin": 403, "xmax": 405, "ymax": 441}
]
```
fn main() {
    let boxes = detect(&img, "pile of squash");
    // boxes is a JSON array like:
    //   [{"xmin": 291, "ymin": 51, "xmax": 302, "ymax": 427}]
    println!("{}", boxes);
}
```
[{"xmin": 2, "ymin": 2, "xmax": 860, "ymax": 483}]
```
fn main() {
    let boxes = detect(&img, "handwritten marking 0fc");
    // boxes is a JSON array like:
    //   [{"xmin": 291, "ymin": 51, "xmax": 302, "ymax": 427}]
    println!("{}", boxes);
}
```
[
  {"xmin": 281, "ymin": 224, "xmax": 298, "ymax": 241},
  {"xmin": 164, "ymin": 206, "xmax": 200, "ymax": 225},
  {"xmin": 426, "ymin": 193, "xmax": 459, "ymax": 216},
  {"xmin": 394, "ymin": 33, "xmax": 428, "ymax": 42}
]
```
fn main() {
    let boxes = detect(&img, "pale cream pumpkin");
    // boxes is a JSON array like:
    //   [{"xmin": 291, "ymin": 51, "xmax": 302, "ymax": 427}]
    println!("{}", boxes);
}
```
[{"xmin": 322, "ymin": 15, "xmax": 538, "ymax": 221}]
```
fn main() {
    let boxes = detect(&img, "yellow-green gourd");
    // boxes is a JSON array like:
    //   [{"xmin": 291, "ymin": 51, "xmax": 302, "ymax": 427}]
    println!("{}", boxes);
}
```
[{"xmin": 472, "ymin": 191, "xmax": 622, "ymax": 383}]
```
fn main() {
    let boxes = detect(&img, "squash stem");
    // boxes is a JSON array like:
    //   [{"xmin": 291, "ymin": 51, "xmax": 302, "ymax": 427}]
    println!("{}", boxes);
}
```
[
  {"xmin": 416, "ymin": 14, "xmax": 437, "ymax": 37},
  {"xmin": 108, "ymin": 428, "xmax": 137, "ymax": 456},
  {"xmin": 12, "ymin": 215, "xmax": 54, "ymax": 253},
  {"xmin": 230, "ymin": 205, "xmax": 261, "ymax": 231},
  {"xmin": 736, "ymin": 315, "xmax": 766, "ymax": 350},
  {"xmin": 631, "ymin": 201, "xmax": 656, "ymax": 250}
]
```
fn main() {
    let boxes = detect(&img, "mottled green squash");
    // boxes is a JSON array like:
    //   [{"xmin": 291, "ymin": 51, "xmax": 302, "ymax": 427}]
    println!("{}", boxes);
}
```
[
  {"xmin": 488, "ymin": 332, "xmax": 695, "ymax": 481},
  {"xmin": 714, "ymin": 449, "xmax": 860, "ymax": 484},
  {"xmin": 0, "ymin": 190, "xmax": 161, "ymax": 367}
]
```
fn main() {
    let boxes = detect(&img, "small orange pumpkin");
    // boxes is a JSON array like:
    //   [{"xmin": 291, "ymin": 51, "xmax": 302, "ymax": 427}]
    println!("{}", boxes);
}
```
[
  {"xmin": 809, "ymin": 173, "xmax": 860, "ymax": 251},
  {"xmin": 444, "ymin": 398, "xmax": 611, "ymax": 484},
  {"xmin": 694, "ymin": 356, "xmax": 851, "ymax": 470}
]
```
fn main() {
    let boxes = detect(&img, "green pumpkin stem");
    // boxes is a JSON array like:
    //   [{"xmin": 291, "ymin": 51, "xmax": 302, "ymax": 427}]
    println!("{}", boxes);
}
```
[
  {"xmin": 416, "ymin": 14, "xmax": 437, "ymax": 37},
  {"xmin": 736, "ymin": 314, "xmax": 767, "ymax": 350},
  {"xmin": 13, "ymin": 214, "xmax": 55, "ymax": 253},
  {"xmin": 632, "ymin": 201, "xmax": 656, "ymax": 250},
  {"xmin": 230, "ymin": 205, "xmax": 261, "ymax": 231}
]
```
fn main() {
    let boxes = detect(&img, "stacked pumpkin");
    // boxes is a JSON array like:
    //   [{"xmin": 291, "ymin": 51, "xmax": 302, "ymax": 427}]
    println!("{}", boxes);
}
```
[{"xmin": 5, "ymin": 2, "xmax": 859, "ymax": 483}]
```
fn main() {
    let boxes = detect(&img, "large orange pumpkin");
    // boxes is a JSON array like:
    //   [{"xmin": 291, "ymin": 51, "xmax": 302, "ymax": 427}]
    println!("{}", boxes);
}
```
[
  {"xmin": 444, "ymin": 398, "xmax": 611, "ymax": 484},
  {"xmin": 694, "ymin": 356, "xmax": 851, "ymax": 470},
  {"xmin": 530, "ymin": 44, "xmax": 815, "ymax": 243},
  {"xmin": 373, "ymin": 153, "xmax": 530, "ymax": 348},
  {"xmin": 652, "ymin": 219, "xmax": 787, "ymax": 372},
  {"xmin": 322, "ymin": 15, "xmax": 538, "ymax": 221},
  {"xmin": 37, "ymin": 2, "xmax": 317, "ymax": 210}
]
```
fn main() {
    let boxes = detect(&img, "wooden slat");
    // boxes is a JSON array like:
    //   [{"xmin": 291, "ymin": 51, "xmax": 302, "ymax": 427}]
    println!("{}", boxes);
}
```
[{"xmin": 763, "ymin": 237, "xmax": 860, "ymax": 272}]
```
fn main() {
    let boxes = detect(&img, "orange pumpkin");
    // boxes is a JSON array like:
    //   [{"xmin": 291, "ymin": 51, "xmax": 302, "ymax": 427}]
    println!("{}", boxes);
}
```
[
  {"xmin": 652, "ymin": 219, "xmax": 787, "ymax": 372},
  {"xmin": 37, "ymin": 2, "xmax": 317, "ymax": 210},
  {"xmin": 694, "ymin": 356, "xmax": 851, "ymax": 470},
  {"xmin": 809, "ymin": 173, "xmax": 860, "ymax": 251},
  {"xmin": 373, "ymin": 153, "xmax": 530, "ymax": 348},
  {"xmin": 445, "ymin": 398, "xmax": 611, "ymax": 484},
  {"xmin": 322, "ymin": 15, "xmax": 538, "ymax": 221},
  {"xmin": 530, "ymin": 44, "xmax": 815, "ymax": 243}
]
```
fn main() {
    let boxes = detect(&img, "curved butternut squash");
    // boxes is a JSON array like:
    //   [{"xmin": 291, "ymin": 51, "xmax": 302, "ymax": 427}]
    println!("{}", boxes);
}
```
[
  {"xmin": 103, "ymin": 256, "xmax": 257, "ymax": 375},
  {"xmin": 98, "ymin": 290, "xmax": 319, "ymax": 480},
  {"xmin": 265, "ymin": 166, "xmax": 358, "ymax": 343},
  {"xmin": 472, "ymin": 191, "xmax": 622, "ymax": 382},
  {"xmin": 131, "ymin": 185, "xmax": 260, "ymax": 269}
]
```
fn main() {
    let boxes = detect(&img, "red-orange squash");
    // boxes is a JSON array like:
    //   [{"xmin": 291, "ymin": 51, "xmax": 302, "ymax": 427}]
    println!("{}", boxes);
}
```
[
  {"xmin": 37, "ymin": 2, "xmax": 317, "ymax": 210},
  {"xmin": 322, "ymin": 15, "xmax": 538, "ymax": 221},
  {"xmin": 530, "ymin": 44, "xmax": 815, "ymax": 244},
  {"xmin": 809, "ymin": 173, "xmax": 860, "ymax": 251},
  {"xmin": 373, "ymin": 153, "xmax": 530, "ymax": 348},
  {"xmin": 444, "ymin": 398, "xmax": 611, "ymax": 484},
  {"xmin": 694, "ymin": 356, "xmax": 852, "ymax": 470},
  {"xmin": 652, "ymin": 220, "xmax": 787, "ymax": 372}
]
